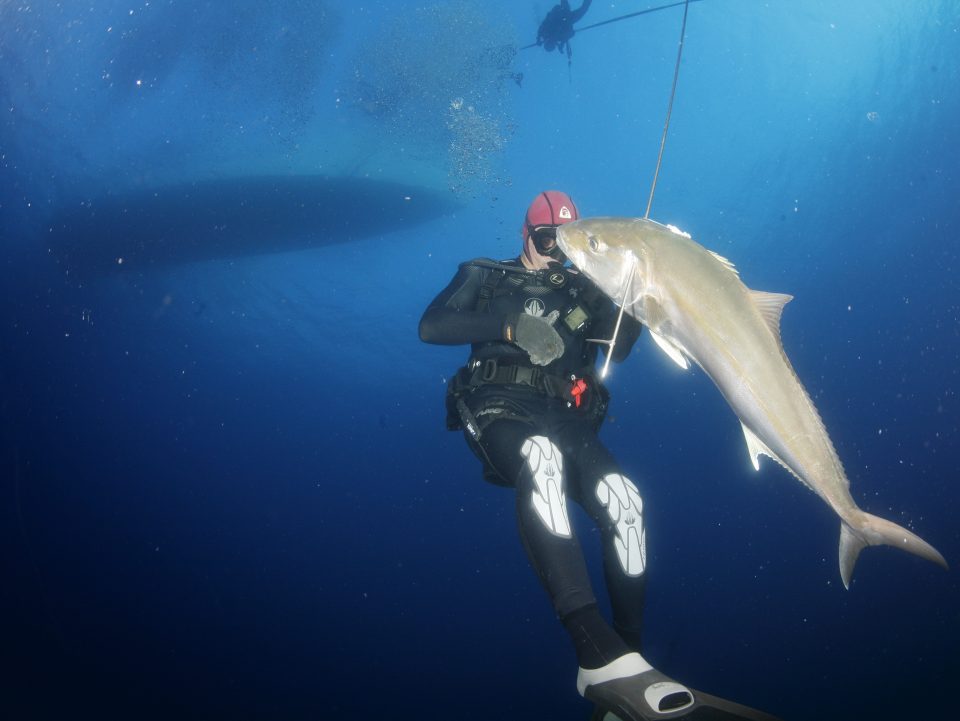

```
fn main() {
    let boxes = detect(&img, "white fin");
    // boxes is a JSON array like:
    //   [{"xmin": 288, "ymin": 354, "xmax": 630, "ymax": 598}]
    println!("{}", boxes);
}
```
[
  {"xmin": 650, "ymin": 330, "xmax": 690, "ymax": 370},
  {"xmin": 708, "ymin": 250, "xmax": 739, "ymax": 277},
  {"xmin": 742, "ymin": 420, "xmax": 818, "ymax": 493},
  {"xmin": 749, "ymin": 290, "xmax": 793, "ymax": 340},
  {"xmin": 741, "ymin": 422, "xmax": 777, "ymax": 471}
]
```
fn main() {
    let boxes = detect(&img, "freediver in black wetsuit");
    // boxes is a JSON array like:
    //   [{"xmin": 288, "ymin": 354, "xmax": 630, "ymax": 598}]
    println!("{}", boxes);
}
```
[
  {"xmin": 419, "ymin": 191, "xmax": 785, "ymax": 721},
  {"xmin": 537, "ymin": 0, "xmax": 593, "ymax": 61},
  {"xmin": 420, "ymin": 190, "xmax": 647, "ymax": 679}
]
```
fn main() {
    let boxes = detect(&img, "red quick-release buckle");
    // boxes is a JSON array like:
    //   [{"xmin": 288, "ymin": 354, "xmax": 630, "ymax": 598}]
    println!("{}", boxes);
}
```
[{"xmin": 569, "ymin": 377, "xmax": 588, "ymax": 408}]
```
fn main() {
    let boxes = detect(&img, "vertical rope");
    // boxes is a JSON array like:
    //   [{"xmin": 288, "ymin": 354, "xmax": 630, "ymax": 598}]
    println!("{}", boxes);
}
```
[{"xmin": 644, "ymin": 0, "xmax": 691, "ymax": 219}]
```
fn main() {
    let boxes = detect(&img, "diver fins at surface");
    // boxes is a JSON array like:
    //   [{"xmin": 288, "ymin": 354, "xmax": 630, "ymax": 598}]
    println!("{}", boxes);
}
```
[{"xmin": 583, "ymin": 660, "xmax": 784, "ymax": 721}]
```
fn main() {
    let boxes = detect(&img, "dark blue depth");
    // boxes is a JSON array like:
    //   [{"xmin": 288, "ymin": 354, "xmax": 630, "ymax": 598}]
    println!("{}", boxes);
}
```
[{"xmin": 2, "ymin": 2, "xmax": 958, "ymax": 720}]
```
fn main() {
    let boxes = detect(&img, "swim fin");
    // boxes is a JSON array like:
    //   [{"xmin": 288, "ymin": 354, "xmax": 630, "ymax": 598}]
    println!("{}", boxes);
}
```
[{"xmin": 585, "ymin": 668, "xmax": 784, "ymax": 721}]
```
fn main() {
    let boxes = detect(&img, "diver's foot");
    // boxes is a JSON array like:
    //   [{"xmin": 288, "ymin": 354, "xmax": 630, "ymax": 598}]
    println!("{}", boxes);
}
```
[{"xmin": 578, "ymin": 653, "xmax": 694, "ymax": 720}]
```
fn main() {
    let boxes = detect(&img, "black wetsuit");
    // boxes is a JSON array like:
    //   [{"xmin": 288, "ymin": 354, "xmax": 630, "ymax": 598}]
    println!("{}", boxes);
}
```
[
  {"xmin": 537, "ymin": 0, "xmax": 593, "ymax": 59},
  {"xmin": 420, "ymin": 257, "xmax": 647, "ymax": 661}
]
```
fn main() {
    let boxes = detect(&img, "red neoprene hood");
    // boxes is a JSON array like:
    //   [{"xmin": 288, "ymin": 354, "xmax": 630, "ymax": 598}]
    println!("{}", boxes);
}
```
[{"xmin": 522, "ymin": 190, "xmax": 579, "ymax": 240}]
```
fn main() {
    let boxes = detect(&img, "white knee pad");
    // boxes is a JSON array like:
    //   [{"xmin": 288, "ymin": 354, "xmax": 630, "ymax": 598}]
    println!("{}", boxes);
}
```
[
  {"xmin": 520, "ymin": 436, "xmax": 571, "ymax": 538},
  {"xmin": 596, "ymin": 473, "xmax": 646, "ymax": 576}
]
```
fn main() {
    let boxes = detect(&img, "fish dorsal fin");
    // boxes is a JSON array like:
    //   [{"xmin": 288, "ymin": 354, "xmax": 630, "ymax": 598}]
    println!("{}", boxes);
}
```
[
  {"xmin": 650, "ymin": 329, "xmax": 690, "ymax": 370},
  {"xmin": 749, "ymin": 290, "xmax": 793, "ymax": 340},
  {"xmin": 709, "ymin": 250, "xmax": 739, "ymax": 277}
]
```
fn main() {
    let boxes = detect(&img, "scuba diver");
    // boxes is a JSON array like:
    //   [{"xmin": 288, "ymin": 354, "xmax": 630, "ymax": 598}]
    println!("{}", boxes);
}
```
[
  {"xmin": 537, "ymin": 0, "xmax": 593, "ymax": 61},
  {"xmin": 419, "ymin": 191, "xmax": 783, "ymax": 721}
]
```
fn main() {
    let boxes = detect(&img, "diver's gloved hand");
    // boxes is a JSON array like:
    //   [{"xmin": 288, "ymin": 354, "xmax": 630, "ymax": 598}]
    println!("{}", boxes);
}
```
[{"xmin": 507, "ymin": 310, "xmax": 563, "ymax": 366}]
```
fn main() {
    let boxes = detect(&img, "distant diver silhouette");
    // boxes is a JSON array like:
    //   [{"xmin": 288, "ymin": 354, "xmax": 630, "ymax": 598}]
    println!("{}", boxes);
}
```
[
  {"xmin": 536, "ymin": 0, "xmax": 592, "ymax": 63},
  {"xmin": 522, "ymin": 1, "xmax": 709, "ymax": 63}
]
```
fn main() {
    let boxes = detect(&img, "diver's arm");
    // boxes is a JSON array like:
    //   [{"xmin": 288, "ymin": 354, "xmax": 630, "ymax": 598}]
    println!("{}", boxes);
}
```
[
  {"xmin": 570, "ymin": 0, "xmax": 592, "ymax": 23},
  {"xmin": 419, "ymin": 264, "xmax": 510, "ymax": 345}
]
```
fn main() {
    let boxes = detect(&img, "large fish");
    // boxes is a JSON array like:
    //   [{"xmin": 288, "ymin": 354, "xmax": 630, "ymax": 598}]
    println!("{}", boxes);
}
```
[{"xmin": 557, "ymin": 216, "xmax": 947, "ymax": 587}]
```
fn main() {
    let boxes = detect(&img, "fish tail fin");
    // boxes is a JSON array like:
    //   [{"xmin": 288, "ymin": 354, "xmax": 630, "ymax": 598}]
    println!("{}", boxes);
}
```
[{"xmin": 839, "ymin": 512, "xmax": 948, "ymax": 589}]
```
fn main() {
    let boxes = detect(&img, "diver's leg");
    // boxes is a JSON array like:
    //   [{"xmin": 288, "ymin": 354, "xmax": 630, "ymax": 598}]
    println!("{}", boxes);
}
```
[
  {"xmin": 556, "ymin": 425, "xmax": 648, "ymax": 651},
  {"xmin": 484, "ymin": 422, "xmax": 780, "ymax": 719},
  {"xmin": 550, "ymin": 423, "xmax": 698, "ymax": 718},
  {"xmin": 543, "ymin": 424, "xmax": 783, "ymax": 720},
  {"xmin": 477, "ymin": 420, "xmax": 633, "ymax": 671},
  {"xmin": 596, "ymin": 470, "xmax": 647, "ymax": 651}
]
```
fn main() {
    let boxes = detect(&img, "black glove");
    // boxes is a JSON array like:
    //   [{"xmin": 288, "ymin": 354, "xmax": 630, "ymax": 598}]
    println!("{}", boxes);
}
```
[{"xmin": 508, "ymin": 310, "xmax": 563, "ymax": 366}]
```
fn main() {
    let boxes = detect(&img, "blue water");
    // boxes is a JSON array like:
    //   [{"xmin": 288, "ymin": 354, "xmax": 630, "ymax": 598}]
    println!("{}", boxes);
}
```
[{"xmin": 2, "ymin": 2, "xmax": 958, "ymax": 719}]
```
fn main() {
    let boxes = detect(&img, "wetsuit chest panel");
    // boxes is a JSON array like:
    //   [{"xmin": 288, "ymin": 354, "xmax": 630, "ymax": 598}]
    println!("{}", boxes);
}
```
[
  {"xmin": 487, "ymin": 274, "xmax": 572, "ymax": 321},
  {"xmin": 485, "ymin": 269, "xmax": 599, "ymax": 371}
]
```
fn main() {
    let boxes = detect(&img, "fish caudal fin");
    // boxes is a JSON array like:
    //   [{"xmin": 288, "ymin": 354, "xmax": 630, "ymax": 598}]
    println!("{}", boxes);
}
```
[{"xmin": 839, "ymin": 512, "xmax": 948, "ymax": 589}]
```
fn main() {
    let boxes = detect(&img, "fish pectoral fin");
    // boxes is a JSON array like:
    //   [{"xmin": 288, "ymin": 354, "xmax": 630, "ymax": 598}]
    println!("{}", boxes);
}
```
[
  {"xmin": 741, "ymin": 422, "xmax": 779, "ymax": 471},
  {"xmin": 649, "ymin": 329, "xmax": 690, "ymax": 370},
  {"xmin": 749, "ymin": 290, "xmax": 793, "ymax": 341}
]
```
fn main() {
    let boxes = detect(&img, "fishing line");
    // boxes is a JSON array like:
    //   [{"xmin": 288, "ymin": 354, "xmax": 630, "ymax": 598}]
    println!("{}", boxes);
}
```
[
  {"xmin": 645, "ymin": 0, "xmax": 691, "ymax": 219},
  {"xmin": 590, "ymin": 0, "xmax": 693, "ymax": 374},
  {"xmin": 522, "ymin": 0, "xmax": 696, "ymax": 217},
  {"xmin": 577, "ymin": 0, "xmax": 703, "ymax": 36}
]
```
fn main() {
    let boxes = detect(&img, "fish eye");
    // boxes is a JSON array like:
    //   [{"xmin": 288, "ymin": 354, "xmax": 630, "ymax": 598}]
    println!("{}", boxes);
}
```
[{"xmin": 588, "ymin": 235, "xmax": 600, "ymax": 252}]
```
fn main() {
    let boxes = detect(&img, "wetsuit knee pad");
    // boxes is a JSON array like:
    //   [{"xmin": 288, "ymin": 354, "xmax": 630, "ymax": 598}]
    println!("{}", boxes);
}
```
[
  {"xmin": 596, "ymin": 473, "xmax": 646, "ymax": 576},
  {"xmin": 520, "ymin": 436, "xmax": 571, "ymax": 538}
]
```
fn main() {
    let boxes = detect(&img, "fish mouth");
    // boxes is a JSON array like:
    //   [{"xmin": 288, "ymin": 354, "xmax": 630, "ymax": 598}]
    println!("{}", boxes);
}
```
[{"xmin": 565, "ymin": 248, "xmax": 586, "ymax": 271}]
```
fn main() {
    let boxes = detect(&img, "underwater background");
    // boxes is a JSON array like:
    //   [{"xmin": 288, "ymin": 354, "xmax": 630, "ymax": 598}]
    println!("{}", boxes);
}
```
[{"xmin": 1, "ymin": 1, "xmax": 958, "ymax": 719}]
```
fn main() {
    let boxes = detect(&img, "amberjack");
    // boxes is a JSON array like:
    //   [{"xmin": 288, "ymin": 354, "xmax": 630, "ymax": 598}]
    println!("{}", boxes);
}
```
[{"xmin": 557, "ymin": 216, "xmax": 947, "ymax": 588}]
